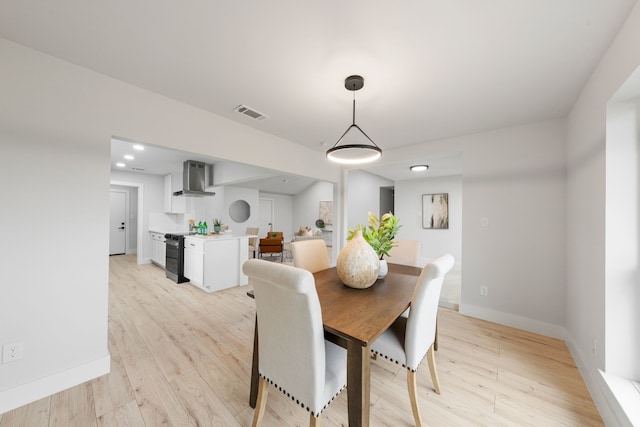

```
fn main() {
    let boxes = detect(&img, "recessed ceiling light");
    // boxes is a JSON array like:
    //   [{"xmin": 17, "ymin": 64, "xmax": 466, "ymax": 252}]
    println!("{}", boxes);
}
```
[
  {"xmin": 282, "ymin": 179, "xmax": 289, "ymax": 183},
  {"xmin": 124, "ymin": 154, "xmax": 134, "ymax": 160},
  {"xmin": 116, "ymin": 162, "xmax": 126, "ymax": 167},
  {"xmin": 133, "ymin": 144, "xmax": 145, "ymax": 151},
  {"xmin": 410, "ymin": 165, "xmax": 429, "ymax": 172}
]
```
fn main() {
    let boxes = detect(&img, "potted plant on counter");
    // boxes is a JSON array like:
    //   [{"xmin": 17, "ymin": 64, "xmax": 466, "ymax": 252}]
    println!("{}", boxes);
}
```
[
  {"xmin": 213, "ymin": 218, "xmax": 223, "ymax": 234},
  {"xmin": 347, "ymin": 211, "xmax": 401, "ymax": 278}
]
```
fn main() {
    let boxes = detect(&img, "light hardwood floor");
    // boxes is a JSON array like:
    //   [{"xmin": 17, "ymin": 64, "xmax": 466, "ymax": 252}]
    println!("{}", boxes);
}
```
[{"xmin": 0, "ymin": 254, "xmax": 603, "ymax": 426}]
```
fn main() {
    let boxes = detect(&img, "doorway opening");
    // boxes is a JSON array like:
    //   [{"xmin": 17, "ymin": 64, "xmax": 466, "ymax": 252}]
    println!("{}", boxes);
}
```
[
  {"xmin": 379, "ymin": 186, "xmax": 394, "ymax": 215},
  {"xmin": 110, "ymin": 181, "xmax": 143, "ymax": 264},
  {"xmin": 109, "ymin": 189, "xmax": 127, "ymax": 255}
]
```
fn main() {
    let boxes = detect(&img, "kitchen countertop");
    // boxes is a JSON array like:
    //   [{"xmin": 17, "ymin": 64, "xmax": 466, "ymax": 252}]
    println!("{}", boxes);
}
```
[
  {"xmin": 185, "ymin": 234, "xmax": 250, "ymax": 240},
  {"xmin": 149, "ymin": 229, "xmax": 189, "ymax": 235}
]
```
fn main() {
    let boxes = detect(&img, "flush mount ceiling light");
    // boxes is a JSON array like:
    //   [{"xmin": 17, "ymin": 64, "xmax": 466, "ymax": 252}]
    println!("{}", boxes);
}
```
[
  {"xmin": 410, "ymin": 165, "xmax": 429, "ymax": 172},
  {"xmin": 326, "ymin": 75, "xmax": 382, "ymax": 164}
]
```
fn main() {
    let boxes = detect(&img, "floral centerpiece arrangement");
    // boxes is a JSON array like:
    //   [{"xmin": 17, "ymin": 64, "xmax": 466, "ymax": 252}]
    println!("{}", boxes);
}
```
[{"xmin": 348, "ymin": 211, "xmax": 401, "ymax": 260}]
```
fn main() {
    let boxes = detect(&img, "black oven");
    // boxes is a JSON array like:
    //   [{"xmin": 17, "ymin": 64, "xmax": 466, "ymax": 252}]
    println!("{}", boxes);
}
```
[{"xmin": 165, "ymin": 233, "xmax": 189, "ymax": 283}]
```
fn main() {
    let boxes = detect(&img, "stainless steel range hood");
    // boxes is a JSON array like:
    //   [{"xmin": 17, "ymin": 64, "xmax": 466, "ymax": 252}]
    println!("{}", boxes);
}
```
[{"xmin": 173, "ymin": 160, "xmax": 215, "ymax": 197}]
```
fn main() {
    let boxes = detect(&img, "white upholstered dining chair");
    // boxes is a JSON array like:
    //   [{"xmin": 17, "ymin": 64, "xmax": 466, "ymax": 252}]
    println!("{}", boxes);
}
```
[
  {"xmin": 386, "ymin": 240, "xmax": 443, "ymax": 351},
  {"xmin": 370, "ymin": 254, "xmax": 454, "ymax": 427},
  {"xmin": 242, "ymin": 259, "xmax": 347, "ymax": 427},
  {"xmin": 246, "ymin": 227, "xmax": 259, "ymax": 258},
  {"xmin": 387, "ymin": 239, "xmax": 422, "ymax": 267},
  {"xmin": 290, "ymin": 239, "xmax": 331, "ymax": 273}
]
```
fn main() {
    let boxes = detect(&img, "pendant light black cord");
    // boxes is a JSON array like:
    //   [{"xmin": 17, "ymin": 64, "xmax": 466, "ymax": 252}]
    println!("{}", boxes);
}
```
[{"xmin": 325, "ymin": 74, "xmax": 382, "ymax": 163}]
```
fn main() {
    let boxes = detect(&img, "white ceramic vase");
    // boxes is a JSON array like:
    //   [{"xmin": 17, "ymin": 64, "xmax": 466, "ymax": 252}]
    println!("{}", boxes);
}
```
[
  {"xmin": 377, "ymin": 258, "xmax": 388, "ymax": 279},
  {"xmin": 336, "ymin": 229, "xmax": 380, "ymax": 289}
]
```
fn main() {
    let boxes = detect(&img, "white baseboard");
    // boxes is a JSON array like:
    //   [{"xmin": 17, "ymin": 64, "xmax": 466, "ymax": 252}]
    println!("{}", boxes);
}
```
[
  {"xmin": 438, "ymin": 299, "xmax": 459, "ymax": 310},
  {"xmin": 459, "ymin": 303, "xmax": 566, "ymax": 339},
  {"xmin": 565, "ymin": 335, "xmax": 637, "ymax": 427},
  {"xmin": 0, "ymin": 354, "xmax": 110, "ymax": 414}
]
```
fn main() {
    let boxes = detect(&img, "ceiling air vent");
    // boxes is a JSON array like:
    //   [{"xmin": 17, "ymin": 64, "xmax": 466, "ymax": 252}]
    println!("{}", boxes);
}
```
[{"xmin": 233, "ymin": 104, "xmax": 269, "ymax": 121}]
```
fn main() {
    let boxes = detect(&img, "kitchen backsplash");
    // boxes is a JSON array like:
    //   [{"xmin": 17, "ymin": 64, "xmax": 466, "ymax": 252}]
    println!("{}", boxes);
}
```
[{"xmin": 149, "ymin": 212, "xmax": 191, "ymax": 232}]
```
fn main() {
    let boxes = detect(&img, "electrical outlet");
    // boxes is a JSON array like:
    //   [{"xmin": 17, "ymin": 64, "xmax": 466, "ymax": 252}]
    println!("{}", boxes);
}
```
[
  {"xmin": 2, "ymin": 342, "xmax": 24, "ymax": 363},
  {"xmin": 480, "ymin": 286, "xmax": 488, "ymax": 296},
  {"xmin": 481, "ymin": 217, "xmax": 489, "ymax": 227}
]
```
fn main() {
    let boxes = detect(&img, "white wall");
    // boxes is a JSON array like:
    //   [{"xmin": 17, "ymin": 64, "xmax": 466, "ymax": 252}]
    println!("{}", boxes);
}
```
[
  {"xmin": 394, "ymin": 175, "xmax": 462, "ymax": 264},
  {"xmin": 292, "ymin": 181, "xmax": 334, "ymax": 231},
  {"xmin": 380, "ymin": 119, "xmax": 567, "ymax": 338},
  {"xmin": 566, "ymin": 3, "xmax": 640, "ymax": 425},
  {"xmin": 259, "ymin": 192, "xmax": 294, "ymax": 241},
  {"xmin": 0, "ymin": 116, "xmax": 110, "ymax": 411},
  {"xmin": 218, "ymin": 186, "xmax": 260, "ymax": 233},
  {"xmin": 0, "ymin": 37, "xmax": 339, "ymax": 413},
  {"xmin": 460, "ymin": 121, "xmax": 566, "ymax": 335},
  {"xmin": 345, "ymin": 170, "xmax": 394, "ymax": 233}
]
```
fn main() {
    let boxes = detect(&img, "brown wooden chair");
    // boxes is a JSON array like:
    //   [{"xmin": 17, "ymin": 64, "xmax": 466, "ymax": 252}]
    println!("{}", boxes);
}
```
[{"xmin": 259, "ymin": 232, "xmax": 284, "ymax": 261}]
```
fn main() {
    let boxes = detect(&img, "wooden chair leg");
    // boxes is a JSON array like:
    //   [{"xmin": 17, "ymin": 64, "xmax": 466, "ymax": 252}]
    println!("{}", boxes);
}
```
[
  {"xmin": 426, "ymin": 345, "xmax": 441, "ymax": 394},
  {"xmin": 407, "ymin": 370, "xmax": 423, "ymax": 427},
  {"xmin": 252, "ymin": 377, "xmax": 269, "ymax": 427},
  {"xmin": 434, "ymin": 318, "xmax": 438, "ymax": 351},
  {"xmin": 310, "ymin": 413, "xmax": 321, "ymax": 427}
]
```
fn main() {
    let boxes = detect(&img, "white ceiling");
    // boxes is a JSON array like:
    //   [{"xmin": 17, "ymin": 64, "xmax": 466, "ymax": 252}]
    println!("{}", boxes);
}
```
[{"xmin": 1, "ymin": 1, "xmax": 636, "ymax": 189}]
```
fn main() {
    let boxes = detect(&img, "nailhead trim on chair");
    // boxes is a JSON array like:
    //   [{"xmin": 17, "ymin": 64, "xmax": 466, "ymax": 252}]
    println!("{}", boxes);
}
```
[
  {"xmin": 259, "ymin": 373, "xmax": 346, "ymax": 417},
  {"xmin": 370, "ymin": 350, "xmax": 427, "ymax": 373}
]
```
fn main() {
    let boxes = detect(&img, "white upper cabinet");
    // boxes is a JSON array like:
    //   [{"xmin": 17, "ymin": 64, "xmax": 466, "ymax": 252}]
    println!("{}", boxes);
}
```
[{"xmin": 164, "ymin": 173, "xmax": 186, "ymax": 213}]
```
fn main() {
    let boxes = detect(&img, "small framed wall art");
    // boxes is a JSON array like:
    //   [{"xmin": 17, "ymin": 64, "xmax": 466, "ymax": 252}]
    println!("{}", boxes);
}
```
[
  {"xmin": 319, "ymin": 201, "xmax": 333, "ymax": 225},
  {"xmin": 422, "ymin": 193, "xmax": 449, "ymax": 229}
]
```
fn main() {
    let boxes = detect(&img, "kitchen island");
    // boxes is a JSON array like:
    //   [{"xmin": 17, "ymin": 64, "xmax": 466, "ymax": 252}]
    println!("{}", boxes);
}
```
[{"xmin": 183, "ymin": 234, "xmax": 249, "ymax": 293}]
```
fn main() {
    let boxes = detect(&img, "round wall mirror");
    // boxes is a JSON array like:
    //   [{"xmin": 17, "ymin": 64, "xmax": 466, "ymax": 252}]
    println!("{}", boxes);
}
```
[{"xmin": 229, "ymin": 199, "xmax": 251, "ymax": 223}]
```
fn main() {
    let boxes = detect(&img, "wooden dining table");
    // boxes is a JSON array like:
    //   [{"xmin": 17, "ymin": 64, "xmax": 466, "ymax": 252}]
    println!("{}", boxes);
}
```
[{"xmin": 248, "ymin": 262, "xmax": 422, "ymax": 426}]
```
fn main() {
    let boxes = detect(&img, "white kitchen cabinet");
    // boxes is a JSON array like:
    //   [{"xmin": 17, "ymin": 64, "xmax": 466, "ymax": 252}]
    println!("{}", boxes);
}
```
[
  {"xmin": 183, "ymin": 238, "xmax": 204, "ymax": 286},
  {"xmin": 183, "ymin": 235, "xmax": 248, "ymax": 293},
  {"xmin": 150, "ymin": 231, "xmax": 166, "ymax": 267},
  {"xmin": 164, "ymin": 173, "xmax": 186, "ymax": 213}
]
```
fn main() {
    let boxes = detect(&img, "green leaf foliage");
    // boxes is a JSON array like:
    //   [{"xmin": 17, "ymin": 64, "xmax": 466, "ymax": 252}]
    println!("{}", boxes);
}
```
[{"xmin": 347, "ymin": 211, "xmax": 401, "ymax": 259}]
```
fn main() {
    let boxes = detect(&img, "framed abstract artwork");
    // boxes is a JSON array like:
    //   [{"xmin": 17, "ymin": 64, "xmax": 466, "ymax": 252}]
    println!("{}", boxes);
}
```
[
  {"xmin": 422, "ymin": 193, "xmax": 449, "ymax": 229},
  {"xmin": 319, "ymin": 201, "xmax": 333, "ymax": 225}
]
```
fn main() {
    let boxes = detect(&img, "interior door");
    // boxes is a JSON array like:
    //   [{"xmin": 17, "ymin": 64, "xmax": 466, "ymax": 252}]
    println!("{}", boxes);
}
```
[
  {"xmin": 110, "ymin": 191, "xmax": 127, "ymax": 255},
  {"xmin": 259, "ymin": 198, "xmax": 274, "ymax": 237}
]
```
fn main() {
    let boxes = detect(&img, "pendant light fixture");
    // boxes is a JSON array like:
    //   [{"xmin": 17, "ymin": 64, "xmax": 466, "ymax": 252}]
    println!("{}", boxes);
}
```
[{"xmin": 326, "ymin": 75, "xmax": 382, "ymax": 164}]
